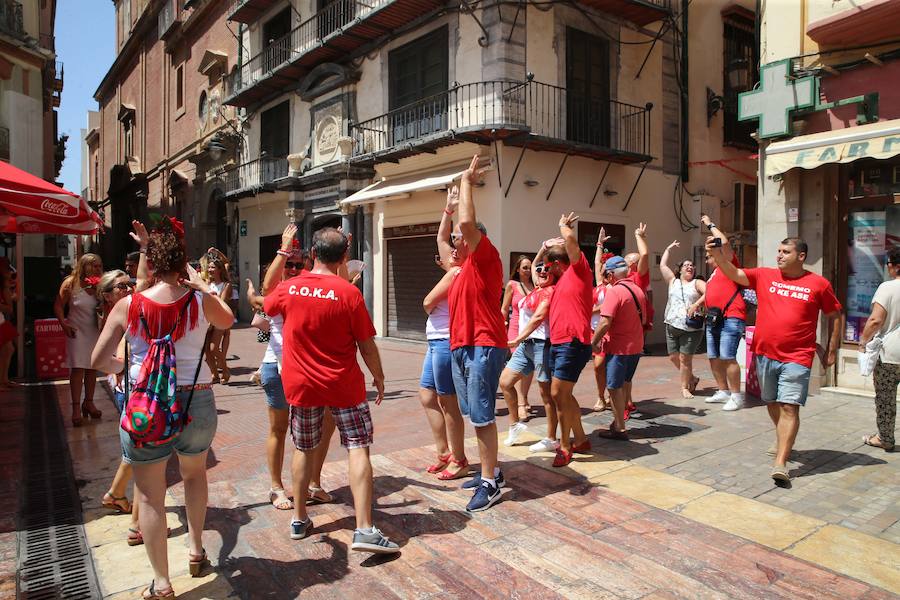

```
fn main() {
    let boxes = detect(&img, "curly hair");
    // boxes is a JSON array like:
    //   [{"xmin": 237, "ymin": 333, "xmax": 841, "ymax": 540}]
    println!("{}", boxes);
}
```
[{"xmin": 146, "ymin": 225, "xmax": 186, "ymax": 275}]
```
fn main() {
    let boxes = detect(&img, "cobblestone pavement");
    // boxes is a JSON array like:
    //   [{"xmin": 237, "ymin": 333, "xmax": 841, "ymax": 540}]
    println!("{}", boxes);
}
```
[{"xmin": 9, "ymin": 326, "xmax": 899, "ymax": 598}]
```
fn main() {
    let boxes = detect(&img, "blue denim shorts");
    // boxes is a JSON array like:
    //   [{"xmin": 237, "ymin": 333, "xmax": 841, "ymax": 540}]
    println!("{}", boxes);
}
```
[
  {"xmin": 706, "ymin": 317, "xmax": 745, "ymax": 360},
  {"xmin": 451, "ymin": 345, "xmax": 506, "ymax": 427},
  {"xmin": 606, "ymin": 354, "xmax": 641, "ymax": 389},
  {"xmin": 119, "ymin": 388, "xmax": 218, "ymax": 465},
  {"xmin": 506, "ymin": 339, "xmax": 551, "ymax": 383},
  {"xmin": 550, "ymin": 339, "xmax": 592, "ymax": 383},
  {"xmin": 114, "ymin": 390, "xmax": 126, "ymax": 415},
  {"xmin": 755, "ymin": 355, "xmax": 811, "ymax": 406},
  {"xmin": 420, "ymin": 338, "xmax": 456, "ymax": 396},
  {"xmin": 260, "ymin": 362, "xmax": 288, "ymax": 410}
]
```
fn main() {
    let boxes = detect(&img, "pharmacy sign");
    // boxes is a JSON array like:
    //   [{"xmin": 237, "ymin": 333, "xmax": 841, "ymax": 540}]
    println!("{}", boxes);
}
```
[{"xmin": 738, "ymin": 60, "xmax": 817, "ymax": 139}]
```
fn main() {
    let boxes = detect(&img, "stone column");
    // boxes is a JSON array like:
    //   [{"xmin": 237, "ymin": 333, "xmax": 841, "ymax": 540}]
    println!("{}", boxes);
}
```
[
  {"xmin": 363, "ymin": 204, "xmax": 374, "ymax": 316},
  {"xmin": 340, "ymin": 203, "xmax": 355, "ymax": 251}
]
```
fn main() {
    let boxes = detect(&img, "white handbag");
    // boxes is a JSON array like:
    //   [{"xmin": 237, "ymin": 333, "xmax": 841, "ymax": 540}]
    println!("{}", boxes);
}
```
[{"xmin": 858, "ymin": 337, "xmax": 882, "ymax": 377}]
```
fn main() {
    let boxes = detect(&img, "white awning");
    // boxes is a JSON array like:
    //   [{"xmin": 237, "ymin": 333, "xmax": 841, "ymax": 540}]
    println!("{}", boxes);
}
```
[
  {"xmin": 341, "ymin": 166, "xmax": 466, "ymax": 206},
  {"xmin": 765, "ymin": 118, "xmax": 900, "ymax": 177}
]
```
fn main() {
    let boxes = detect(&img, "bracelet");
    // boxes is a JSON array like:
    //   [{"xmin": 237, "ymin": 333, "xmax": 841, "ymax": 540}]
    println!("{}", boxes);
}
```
[
  {"xmin": 706, "ymin": 222, "xmax": 716, "ymax": 230},
  {"xmin": 443, "ymin": 209, "xmax": 454, "ymax": 216},
  {"xmin": 276, "ymin": 250, "xmax": 291, "ymax": 257}
]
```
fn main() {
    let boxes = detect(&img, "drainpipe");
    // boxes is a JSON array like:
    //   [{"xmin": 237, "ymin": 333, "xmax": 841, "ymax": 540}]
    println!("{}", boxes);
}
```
[
  {"xmin": 680, "ymin": 0, "xmax": 689, "ymax": 182},
  {"xmin": 363, "ymin": 205, "xmax": 374, "ymax": 317}
]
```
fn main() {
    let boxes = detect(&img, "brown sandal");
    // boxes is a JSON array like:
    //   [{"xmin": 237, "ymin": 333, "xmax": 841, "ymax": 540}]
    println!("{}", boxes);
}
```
[
  {"xmin": 101, "ymin": 492, "xmax": 132, "ymax": 514},
  {"xmin": 862, "ymin": 434, "xmax": 895, "ymax": 452},
  {"xmin": 189, "ymin": 548, "xmax": 210, "ymax": 577},
  {"xmin": 142, "ymin": 582, "xmax": 175, "ymax": 599},
  {"xmin": 306, "ymin": 487, "xmax": 333, "ymax": 505}
]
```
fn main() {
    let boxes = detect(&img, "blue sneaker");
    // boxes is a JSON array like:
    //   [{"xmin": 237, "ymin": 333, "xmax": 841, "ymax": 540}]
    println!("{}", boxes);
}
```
[
  {"xmin": 461, "ymin": 470, "xmax": 505, "ymax": 490},
  {"xmin": 290, "ymin": 518, "xmax": 311, "ymax": 540},
  {"xmin": 466, "ymin": 480, "xmax": 502, "ymax": 512}
]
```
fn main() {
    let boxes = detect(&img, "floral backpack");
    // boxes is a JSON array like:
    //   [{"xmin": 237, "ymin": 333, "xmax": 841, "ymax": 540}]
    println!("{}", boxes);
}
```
[{"xmin": 122, "ymin": 293, "xmax": 207, "ymax": 447}]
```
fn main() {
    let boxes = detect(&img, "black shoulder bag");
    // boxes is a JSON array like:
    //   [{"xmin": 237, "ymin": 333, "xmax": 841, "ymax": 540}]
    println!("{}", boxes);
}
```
[{"xmin": 705, "ymin": 289, "xmax": 740, "ymax": 329}]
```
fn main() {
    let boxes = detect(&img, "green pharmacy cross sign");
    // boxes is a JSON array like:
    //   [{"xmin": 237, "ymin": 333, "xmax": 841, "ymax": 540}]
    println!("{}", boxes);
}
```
[{"xmin": 738, "ymin": 60, "xmax": 817, "ymax": 139}]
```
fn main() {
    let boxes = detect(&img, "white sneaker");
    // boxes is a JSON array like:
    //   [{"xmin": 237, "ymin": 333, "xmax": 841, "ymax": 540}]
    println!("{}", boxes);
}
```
[
  {"xmin": 528, "ymin": 438, "xmax": 560, "ymax": 453},
  {"xmin": 723, "ymin": 393, "xmax": 744, "ymax": 411},
  {"xmin": 705, "ymin": 390, "xmax": 731, "ymax": 404},
  {"xmin": 504, "ymin": 422, "xmax": 528, "ymax": 446}
]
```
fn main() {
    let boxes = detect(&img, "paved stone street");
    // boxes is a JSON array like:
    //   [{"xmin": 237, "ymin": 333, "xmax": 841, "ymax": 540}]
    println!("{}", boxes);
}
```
[{"xmin": 7, "ymin": 326, "xmax": 900, "ymax": 598}]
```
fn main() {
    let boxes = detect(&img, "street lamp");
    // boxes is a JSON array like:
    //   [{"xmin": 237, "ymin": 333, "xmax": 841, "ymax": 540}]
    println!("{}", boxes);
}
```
[
  {"xmin": 205, "ymin": 134, "xmax": 228, "ymax": 162},
  {"xmin": 707, "ymin": 58, "xmax": 753, "ymax": 125}
]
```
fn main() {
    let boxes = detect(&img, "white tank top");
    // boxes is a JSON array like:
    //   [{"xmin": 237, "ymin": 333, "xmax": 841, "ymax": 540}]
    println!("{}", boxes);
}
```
[
  {"xmin": 665, "ymin": 278, "xmax": 702, "ymax": 331},
  {"xmin": 425, "ymin": 299, "xmax": 450, "ymax": 340}
]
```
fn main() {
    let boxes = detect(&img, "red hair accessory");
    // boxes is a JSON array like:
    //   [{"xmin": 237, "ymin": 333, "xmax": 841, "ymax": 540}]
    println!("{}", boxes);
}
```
[
  {"xmin": 83, "ymin": 276, "xmax": 101, "ymax": 288},
  {"xmin": 168, "ymin": 216, "xmax": 185, "ymax": 238},
  {"xmin": 601, "ymin": 252, "xmax": 616, "ymax": 264}
]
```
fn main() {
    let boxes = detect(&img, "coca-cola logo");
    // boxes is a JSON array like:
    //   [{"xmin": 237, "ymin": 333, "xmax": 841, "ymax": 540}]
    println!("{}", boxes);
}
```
[{"xmin": 40, "ymin": 198, "xmax": 75, "ymax": 216}]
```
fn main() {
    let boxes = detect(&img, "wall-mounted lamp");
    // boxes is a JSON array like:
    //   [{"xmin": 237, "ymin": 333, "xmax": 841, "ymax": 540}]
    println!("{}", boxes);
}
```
[
  {"xmin": 524, "ymin": 179, "xmax": 539, "ymax": 187},
  {"xmin": 603, "ymin": 188, "xmax": 618, "ymax": 197},
  {"xmin": 707, "ymin": 58, "xmax": 752, "ymax": 125}
]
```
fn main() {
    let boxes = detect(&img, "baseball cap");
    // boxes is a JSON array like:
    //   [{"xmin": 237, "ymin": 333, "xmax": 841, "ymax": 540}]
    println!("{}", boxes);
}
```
[{"xmin": 604, "ymin": 255, "xmax": 628, "ymax": 270}]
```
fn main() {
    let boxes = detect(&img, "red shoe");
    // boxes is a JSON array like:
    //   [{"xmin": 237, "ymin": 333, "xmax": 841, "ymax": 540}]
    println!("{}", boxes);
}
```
[
  {"xmin": 572, "ymin": 439, "xmax": 591, "ymax": 453},
  {"xmin": 426, "ymin": 452, "xmax": 452, "ymax": 474},
  {"xmin": 552, "ymin": 448, "xmax": 573, "ymax": 467},
  {"xmin": 623, "ymin": 401, "xmax": 637, "ymax": 421}
]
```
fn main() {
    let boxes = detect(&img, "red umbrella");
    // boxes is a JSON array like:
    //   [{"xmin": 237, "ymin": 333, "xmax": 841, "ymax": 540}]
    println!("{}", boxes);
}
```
[{"xmin": 0, "ymin": 160, "xmax": 102, "ymax": 234}]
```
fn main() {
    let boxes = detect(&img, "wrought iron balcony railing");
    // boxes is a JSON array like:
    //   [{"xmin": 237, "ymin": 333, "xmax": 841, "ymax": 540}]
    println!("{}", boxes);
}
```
[
  {"xmin": 0, "ymin": 0, "xmax": 24, "ymax": 38},
  {"xmin": 225, "ymin": 0, "xmax": 379, "ymax": 100},
  {"xmin": 221, "ymin": 157, "xmax": 289, "ymax": 197},
  {"xmin": 350, "ymin": 80, "xmax": 652, "ymax": 162}
]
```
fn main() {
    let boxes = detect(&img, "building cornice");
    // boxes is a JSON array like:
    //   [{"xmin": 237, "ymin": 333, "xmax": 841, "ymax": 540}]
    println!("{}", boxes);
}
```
[{"xmin": 94, "ymin": 0, "xmax": 164, "ymax": 100}]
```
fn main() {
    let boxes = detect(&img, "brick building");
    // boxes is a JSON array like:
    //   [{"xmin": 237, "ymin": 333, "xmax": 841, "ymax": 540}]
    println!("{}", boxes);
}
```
[{"xmin": 86, "ymin": 0, "xmax": 241, "ymax": 266}]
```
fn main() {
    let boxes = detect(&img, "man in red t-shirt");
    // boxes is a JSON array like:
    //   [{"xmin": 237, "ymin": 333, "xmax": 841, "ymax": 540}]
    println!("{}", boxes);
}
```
[
  {"xmin": 622, "ymin": 223, "xmax": 652, "ymax": 418},
  {"xmin": 545, "ymin": 212, "xmax": 594, "ymax": 467},
  {"xmin": 700, "ymin": 214, "xmax": 747, "ymax": 411},
  {"xmin": 709, "ymin": 237, "xmax": 842, "ymax": 483},
  {"xmin": 592, "ymin": 256, "xmax": 648, "ymax": 437},
  {"xmin": 264, "ymin": 228, "xmax": 398, "ymax": 553},
  {"xmin": 437, "ymin": 155, "xmax": 507, "ymax": 513}
]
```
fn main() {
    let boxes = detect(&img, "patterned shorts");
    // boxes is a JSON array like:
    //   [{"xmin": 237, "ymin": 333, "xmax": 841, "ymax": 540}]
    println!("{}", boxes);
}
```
[{"xmin": 289, "ymin": 402, "xmax": 373, "ymax": 451}]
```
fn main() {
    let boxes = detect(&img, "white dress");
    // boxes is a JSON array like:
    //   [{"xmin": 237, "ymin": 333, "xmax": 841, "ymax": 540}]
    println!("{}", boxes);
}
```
[{"xmin": 66, "ymin": 288, "xmax": 100, "ymax": 369}]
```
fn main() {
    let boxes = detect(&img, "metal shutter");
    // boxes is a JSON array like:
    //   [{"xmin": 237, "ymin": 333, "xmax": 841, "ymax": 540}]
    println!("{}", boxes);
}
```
[{"xmin": 386, "ymin": 236, "xmax": 443, "ymax": 340}]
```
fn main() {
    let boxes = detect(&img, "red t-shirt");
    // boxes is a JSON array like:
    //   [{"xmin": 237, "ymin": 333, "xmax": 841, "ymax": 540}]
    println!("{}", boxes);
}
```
[
  {"xmin": 706, "ymin": 255, "xmax": 747, "ymax": 320},
  {"xmin": 744, "ymin": 268, "xmax": 842, "ymax": 367},
  {"xmin": 600, "ymin": 280, "xmax": 647, "ymax": 355},
  {"xmin": 448, "ymin": 236, "xmax": 506, "ymax": 350},
  {"xmin": 264, "ymin": 272, "xmax": 376, "ymax": 407},
  {"xmin": 626, "ymin": 269, "xmax": 654, "ymax": 329},
  {"xmin": 549, "ymin": 253, "xmax": 594, "ymax": 345}
]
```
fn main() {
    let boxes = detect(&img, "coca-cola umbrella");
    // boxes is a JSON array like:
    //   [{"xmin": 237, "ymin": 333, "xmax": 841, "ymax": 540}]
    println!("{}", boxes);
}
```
[
  {"xmin": 0, "ymin": 160, "xmax": 103, "ymax": 234},
  {"xmin": 0, "ymin": 160, "xmax": 103, "ymax": 376}
]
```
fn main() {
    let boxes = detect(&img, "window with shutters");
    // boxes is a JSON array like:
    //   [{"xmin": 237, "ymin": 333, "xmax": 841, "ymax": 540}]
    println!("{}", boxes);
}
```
[
  {"xmin": 388, "ymin": 27, "xmax": 449, "ymax": 144},
  {"xmin": 566, "ymin": 28, "xmax": 610, "ymax": 147},
  {"xmin": 723, "ymin": 11, "xmax": 758, "ymax": 148},
  {"xmin": 263, "ymin": 8, "xmax": 292, "ymax": 72},
  {"xmin": 260, "ymin": 101, "xmax": 290, "ymax": 158}
]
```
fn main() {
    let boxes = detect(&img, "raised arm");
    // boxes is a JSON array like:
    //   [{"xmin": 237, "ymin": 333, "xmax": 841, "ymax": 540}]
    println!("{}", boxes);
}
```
[
  {"xmin": 659, "ymin": 240, "xmax": 679, "ymax": 284},
  {"xmin": 634, "ymin": 223, "xmax": 650, "ymax": 276},
  {"xmin": 437, "ymin": 186, "xmax": 458, "ymax": 266},
  {"xmin": 509, "ymin": 298, "xmax": 550, "ymax": 347},
  {"xmin": 594, "ymin": 226, "xmax": 611, "ymax": 283},
  {"xmin": 262, "ymin": 223, "xmax": 297, "ymax": 294},
  {"xmin": 423, "ymin": 267, "xmax": 459, "ymax": 313},
  {"xmin": 532, "ymin": 239, "xmax": 560, "ymax": 286},
  {"xmin": 459, "ymin": 155, "xmax": 488, "ymax": 251},
  {"xmin": 559, "ymin": 212, "xmax": 581, "ymax": 265},
  {"xmin": 358, "ymin": 336, "xmax": 385, "ymax": 405},
  {"xmin": 129, "ymin": 220, "xmax": 152, "ymax": 292},
  {"xmin": 706, "ymin": 237, "xmax": 750, "ymax": 287},
  {"xmin": 700, "ymin": 214, "xmax": 733, "ymax": 262}
]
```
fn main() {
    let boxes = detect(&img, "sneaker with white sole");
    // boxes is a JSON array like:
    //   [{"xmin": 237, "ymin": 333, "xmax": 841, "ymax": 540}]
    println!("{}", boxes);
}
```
[
  {"xmin": 290, "ymin": 518, "xmax": 311, "ymax": 540},
  {"xmin": 722, "ymin": 393, "xmax": 744, "ymax": 411},
  {"xmin": 529, "ymin": 438, "xmax": 560, "ymax": 453},
  {"xmin": 705, "ymin": 390, "xmax": 730, "ymax": 404},
  {"xmin": 467, "ymin": 480, "xmax": 502, "ymax": 512},
  {"xmin": 351, "ymin": 526, "xmax": 400, "ymax": 554},
  {"xmin": 504, "ymin": 422, "xmax": 528, "ymax": 446}
]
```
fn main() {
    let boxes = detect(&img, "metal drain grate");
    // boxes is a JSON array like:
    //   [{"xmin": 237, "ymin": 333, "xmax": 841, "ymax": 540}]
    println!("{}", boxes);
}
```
[{"xmin": 16, "ymin": 385, "xmax": 101, "ymax": 599}]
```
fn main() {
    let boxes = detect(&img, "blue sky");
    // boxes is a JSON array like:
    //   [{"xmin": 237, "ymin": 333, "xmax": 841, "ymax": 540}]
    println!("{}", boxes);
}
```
[{"xmin": 56, "ymin": 0, "xmax": 115, "ymax": 194}]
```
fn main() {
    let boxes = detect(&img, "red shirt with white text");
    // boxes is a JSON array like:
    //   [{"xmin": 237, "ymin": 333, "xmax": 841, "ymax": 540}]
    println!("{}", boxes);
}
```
[
  {"xmin": 264, "ymin": 272, "xmax": 376, "ymax": 407},
  {"xmin": 744, "ymin": 268, "xmax": 841, "ymax": 367}
]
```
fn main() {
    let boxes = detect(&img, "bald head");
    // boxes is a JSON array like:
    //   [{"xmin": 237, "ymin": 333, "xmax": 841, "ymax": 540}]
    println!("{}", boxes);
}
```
[
  {"xmin": 624, "ymin": 252, "xmax": 639, "ymax": 272},
  {"xmin": 312, "ymin": 227, "xmax": 349, "ymax": 265}
]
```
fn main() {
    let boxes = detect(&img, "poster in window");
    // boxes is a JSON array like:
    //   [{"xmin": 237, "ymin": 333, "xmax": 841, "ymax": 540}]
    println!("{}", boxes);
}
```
[{"xmin": 845, "ymin": 210, "xmax": 887, "ymax": 342}]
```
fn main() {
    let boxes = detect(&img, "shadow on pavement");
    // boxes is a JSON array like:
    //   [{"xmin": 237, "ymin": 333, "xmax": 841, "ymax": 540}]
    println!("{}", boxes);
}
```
[{"xmin": 791, "ymin": 449, "xmax": 887, "ymax": 478}]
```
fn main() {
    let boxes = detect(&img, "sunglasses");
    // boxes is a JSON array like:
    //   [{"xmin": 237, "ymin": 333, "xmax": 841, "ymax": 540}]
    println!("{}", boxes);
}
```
[
  {"xmin": 114, "ymin": 281, "xmax": 135, "ymax": 291},
  {"xmin": 534, "ymin": 263, "xmax": 549, "ymax": 274},
  {"xmin": 285, "ymin": 262, "xmax": 302, "ymax": 269}
]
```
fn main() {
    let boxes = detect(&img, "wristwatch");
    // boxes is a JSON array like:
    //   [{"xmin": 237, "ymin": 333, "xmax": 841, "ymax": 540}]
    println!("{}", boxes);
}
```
[{"xmin": 706, "ymin": 222, "xmax": 716, "ymax": 231}]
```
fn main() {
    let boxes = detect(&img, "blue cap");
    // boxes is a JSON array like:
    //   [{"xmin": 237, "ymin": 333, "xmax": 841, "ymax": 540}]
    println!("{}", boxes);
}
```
[{"xmin": 604, "ymin": 255, "xmax": 628, "ymax": 270}]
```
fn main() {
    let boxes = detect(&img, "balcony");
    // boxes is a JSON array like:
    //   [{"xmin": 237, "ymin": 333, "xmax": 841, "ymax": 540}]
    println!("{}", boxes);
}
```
[
  {"xmin": 225, "ymin": 0, "xmax": 444, "ymax": 108},
  {"xmin": 580, "ymin": 0, "xmax": 672, "ymax": 26},
  {"xmin": 227, "ymin": 0, "xmax": 282, "ymax": 24},
  {"xmin": 350, "ymin": 79, "xmax": 652, "ymax": 166},
  {"xmin": 52, "ymin": 61, "xmax": 63, "ymax": 92},
  {"xmin": 0, "ymin": 0, "xmax": 24, "ymax": 39},
  {"xmin": 221, "ymin": 156, "xmax": 289, "ymax": 199}
]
